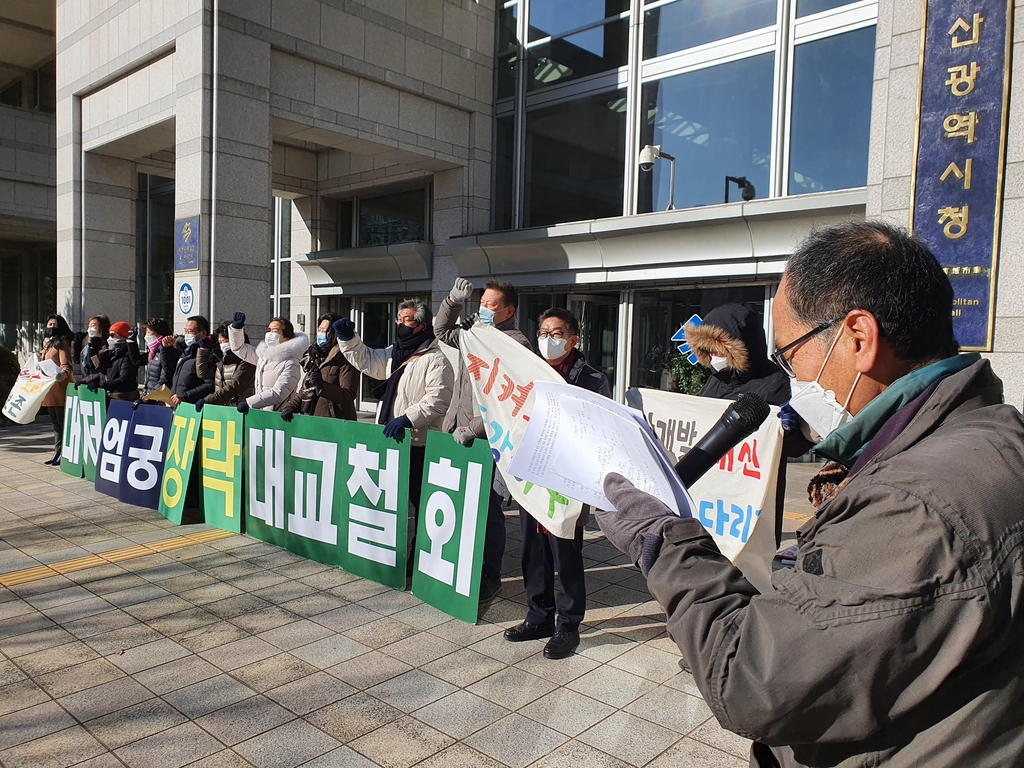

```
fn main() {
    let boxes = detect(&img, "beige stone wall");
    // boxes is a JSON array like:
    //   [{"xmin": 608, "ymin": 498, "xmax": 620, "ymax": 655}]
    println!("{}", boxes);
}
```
[{"xmin": 0, "ymin": 104, "xmax": 55, "ymax": 239}]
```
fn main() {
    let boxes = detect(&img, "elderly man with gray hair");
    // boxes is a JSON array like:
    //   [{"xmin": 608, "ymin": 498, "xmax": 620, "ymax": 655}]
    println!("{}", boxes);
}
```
[{"xmin": 333, "ymin": 300, "xmax": 453, "ymax": 552}]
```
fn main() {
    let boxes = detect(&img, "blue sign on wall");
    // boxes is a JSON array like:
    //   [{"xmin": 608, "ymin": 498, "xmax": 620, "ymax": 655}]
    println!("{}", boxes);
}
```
[
  {"xmin": 174, "ymin": 216, "xmax": 200, "ymax": 271},
  {"xmin": 911, "ymin": 0, "xmax": 1012, "ymax": 351}
]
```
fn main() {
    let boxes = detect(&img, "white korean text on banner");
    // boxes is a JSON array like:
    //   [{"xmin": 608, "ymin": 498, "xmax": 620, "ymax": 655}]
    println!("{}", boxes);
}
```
[
  {"xmin": 459, "ymin": 323, "xmax": 584, "ymax": 539},
  {"xmin": 2, "ymin": 367, "xmax": 57, "ymax": 425},
  {"xmin": 629, "ymin": 388, "xmax": 783, "ymax": 593}
]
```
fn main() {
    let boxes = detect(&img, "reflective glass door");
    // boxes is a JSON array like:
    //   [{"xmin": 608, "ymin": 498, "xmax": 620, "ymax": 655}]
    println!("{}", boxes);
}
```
[{"xmin": 358, "ymin": 300, "xmax": 394, "ymax": 412}]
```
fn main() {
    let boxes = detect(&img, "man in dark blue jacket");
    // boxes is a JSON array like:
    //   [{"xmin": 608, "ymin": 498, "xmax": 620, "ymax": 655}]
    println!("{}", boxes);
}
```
[{"xmin": 170, "ymin": 315, "xmax": 215, "ymax": 406}]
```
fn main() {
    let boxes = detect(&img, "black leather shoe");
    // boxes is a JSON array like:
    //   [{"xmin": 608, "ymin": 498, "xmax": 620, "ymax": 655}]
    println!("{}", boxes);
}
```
[
  {"xmin": 478, "ymin": 576, "xmax": 501, "ymax": 604},
  {"xmin": 503, "ymin": 621, "xmax": 554, "ymax": 643},
  {"xmin": 543, "ymin": 627, "xmax": 580, "ymax": 659}
]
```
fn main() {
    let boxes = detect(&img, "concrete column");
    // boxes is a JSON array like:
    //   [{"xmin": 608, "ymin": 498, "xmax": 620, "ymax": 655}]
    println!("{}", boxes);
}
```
[
  {"xmin": 82, "ymin": 153, "xmax": 135, "ymax": 323},
  {"xmin": 289, "ymin": 196, "xmax": 314, "ymax": 335},
  {"xmin": 55, "ymin": 94, "xmax": 82, "ymax": 327}
]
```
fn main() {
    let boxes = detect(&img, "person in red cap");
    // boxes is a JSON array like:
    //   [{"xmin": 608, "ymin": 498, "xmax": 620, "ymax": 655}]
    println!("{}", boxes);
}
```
[{"xmin": 83, "ymin": 321, "xmax": 139, "ymax": 401}]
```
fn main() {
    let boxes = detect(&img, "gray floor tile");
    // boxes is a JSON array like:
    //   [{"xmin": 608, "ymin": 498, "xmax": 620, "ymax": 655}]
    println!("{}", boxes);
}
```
[
  {"xmin": 577, "ymin": 711, "xmax": 679, "ymax": 767},
  {"xmin": 413, "ymin": 689, "xmax": 510, "ymax": 740},
  {"xmin": 420, "ymin": 647, "xmax": 505, "ymax": 688},
  {"xmin": 231, "ymin": 653, "xmax": 320, "ymax": 693},
  {"xmin": 122, "ymin": 595, "xmax": 195, "ymax": 621},
  {"xmin": 37, "ymin": 595, "xmax": 114, "ymax": 625},
  {"xmin": 305, "ymin": 692, "xmax": 404, "ymax": 743},
  {"xmin": 0, "ymin": 624, "xmax": 74, "ymax": 657},
  {"xmin": 688, "ymin": 718, "xmax": 753, "ymax": 759},
  {"xmin": 389, "ymin": 601, "xmax": 451, "ymax": 630},
  {"xmin": 109, "ymin": 636, "xmax": 192, "ymax": 674},
  {"xmin": 34, "ymin": 657, "xmax": 125, "ymax": 698},
  {"xmin": 411, "ymin": 743, "xmax": 508, "ymax": 768},
  {"xmin": 467, "ymin": 630, "xmax": 545, "ymax": 665},
  {"xmin": 340, "ymin": 616, "xmax": 419, "ymax": 649},
  {"xmin": 527, "ymin": 740, "xmax": 631, "ymax": 768},
  {"xmin": 204, "ymin": 594, "xmax": 274, "ymax": 621},
  {"xmin": 83, "ymin": 622, "xmax": 164, "ymax": 656},
  {"xmin": 58, "ymin": 675, "xmax": 154, "ymax": 721},
  {"xmin": 148, "ymin": 606, "xmax": 222, "ymax": 636},
  {"xmin": 0, "ymin": 679, "xmax": 50, "ymax": 717},
  {"xmin": 623, "ymin": 685, "xmax": 713, "ymax": 735},
  {"xmin": 233, "ymin": 718, "xmax": 340, "ymax": 768},
  {"xmin": 380, "ymin": 630, "xmax": 459, "ymax": 667},
  {"xmin": 258, "ymin": 618, "xmax": 335, "ymax": 651},
  {"xmin": 306, "ymin": 603, "xmax": 376, "ymax": 634},
  {"xmin": 229, "ymin": 605, "xmax": 300, "ymax": 635},
  {"xmin": 290, "ymin": 634, "xmax": 370, "ymax": 669},
  {"xmin": 464, "ymin": 713, "xmax": 568, "ymax": 768},
  {"xmin": 200, "ymin": 636, "xmax": 280, "ymax": 672},
  {"xmin": 519, "ymin": 688, "xmax": 616, "ymax": 737},
  {"xmin": 427, "ymin": 618, "xmax": 502, "ymax": 648},
  {"xmin": 85, "ymin": 697, "xmax": 189, "ymax": 750},
  {"xmin": 194, "ymin": 694, "xmax": 295, "ymax": 745},
  {"xmin": 280, "ymin": 592, "xmax": 349, "ymax": 619},
  {"xmin": 513, "ymin": 649, "xmax": 601, "ymax": 686},
  {"xmin": 0, "ymin": 659, "xmax": 26, "ymax": 687},
  {"xmin": 264, "ymin": 671, "xmax": 356, "ymax": 715},
  {"xmin": 348, "ymin": 715, "xmax": 455, "ymax": 768},
  {"xmin": 183, "ymin": 748, "xmax": 259, "ymax": 767},
  {"xmin": 62, "ymin": 608, "xmax": 138, "ymax": 639},
  {"xmin": 23, "ymin": 584, "xmax": 95, "ymax": 611},
  {"xmin": 0, "ymin": 700, "xmax": 77, "ymax": 750},
  {"xmin": 175, "ymin": 620, "xmax": 252, "ymax": 654},
  {"xmin": 0, "ymin": 724, "xmax": 107, "ymax": 768},
  {"xmin": 162, "ymin": 674, "xmax": 257, "ymax": 719},
  {"xmin": 15, "ymin": 639, "xmax": 100, "ymax": 676},
  {"xmin": 644, "ymin": 737, "xmax": 748, "ymax": 768},
  {"xmin": 607, "ymin": 644, "xmax": 683, "ymax": 684},
  {"xmin": 299, "ymin": 746, "xmax": 379, "ymax": 767},
  {"xmin": 114, "ymin": 721, "xmax": 223, "ymax": 768},
  {"xmin": 469, "ymin": 666, "xmax": 558, "ymax": 710},
  {"xmin": 366, "ymin": 669, "xmax": 457, "ymax": 713},
  {"xmin": 133, "ymin": 654, "xmax": 222, "ymax": 695},
  {"xmin": 326, "ymin": 649, "xmax": 413, "ymax": 690},
  {"xmin": 251, "ymin": 580, "xmax": 318, "ymax": 606},
  {"xmin": 565, "ymin": 665, "xmax": 658, "ymax": 709}
]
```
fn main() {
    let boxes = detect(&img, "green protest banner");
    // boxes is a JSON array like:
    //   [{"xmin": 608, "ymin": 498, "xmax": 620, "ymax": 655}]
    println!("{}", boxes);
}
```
[
  {"xmin": 78, "ymin": 386, "xmax": 106, "ymax": 483},
  {"xmin": 411, "ymin": 432, "xmax": 494, "ymax": 623},
  {"xmin": 60, "ymin": 383, "xmax": 83, "ymax": 477},
  {"xmin": 158, "ymin": 404, "xmax": 202, "ymax": 525},
  {"xmin": 244, "ymin": 412, "xmax": 411, "ymax": 589},
  {"xmin": 200, "ymin": 405, "xmax": 244, "ymax": 533}
]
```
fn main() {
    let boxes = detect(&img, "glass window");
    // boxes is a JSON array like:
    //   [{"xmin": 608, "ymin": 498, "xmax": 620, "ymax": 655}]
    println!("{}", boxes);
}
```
[
  {"xmin": 136, "ymin": 173, "xmax": 175, "ymax": 324},
  {"xmin": 337, "ymin": 200, "xmax": 353, "ymax": 249},
  {"xmin": 643, "ymin": 0, "xmax": 777, "ymax": 60},
  {"xmin": 638, "ymin": 54, "xmax": 774, "ymax": 213},
  {"xmin": 797, "ymin": 0, "xmax": 857, "ymax": 17},
  {"xmin": 360, "ymin": 300, "xmax": 394, "ymax": 402},
  {"xmin": 499, "ymin": 3, "xmax": 519, "ymax": 50},
  {"xmin": 524, "ymin": 89, "xmax": 627, "ymax": 227},
  {"xmin": 630, "ymin": 286, "xmax": 766, "ymax": 391},
  {"xmin": 358, "ymin": 189, "xmax": 426, "ymax": 247},
  {"xmin": 493, "ymin": 116, "xmax": 515, "ymax": 230},
  {"xmin": 788, "ymin": 26, "xmax": 875, "ymax": 195},
  {"xmin": 496, "ymin": 52, "xmax": 517, "ymax": 100},
  {"xmin": 527, "ymin": 17, "xmax": 629, "ymax": 91},
  {"xmin": 528, "ymin": 0, "xmax": 629, "ymax": 41}
]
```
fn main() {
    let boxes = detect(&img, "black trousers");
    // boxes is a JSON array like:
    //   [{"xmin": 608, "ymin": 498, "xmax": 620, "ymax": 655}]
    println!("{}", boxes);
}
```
[
  {"xmin": 519, "ymin": 509, "xmax": 586, "ymax": 631},
  {"xmin": 481, "ymin": 487, "xmax": 508, "ymax": 583},
  {"xmin": 48, "ymin": 406, "xmax": 64, "ymax": 456},
  {"xmin": 407, "ymin": 445, "xmax": 425, "ymax": 570}
]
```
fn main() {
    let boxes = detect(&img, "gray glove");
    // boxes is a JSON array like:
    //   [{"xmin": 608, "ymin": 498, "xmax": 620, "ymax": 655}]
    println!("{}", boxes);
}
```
[
  {"xmin": 449, "ymin": 277, "xmax": 474, "ymax": 304},
  {"xmin": 453, "ymin": 426, "xmax": 475, "ymax": 446},
  {"xmin": 596, "ymin": 473, "xmax": 677, "ymax": 577}
]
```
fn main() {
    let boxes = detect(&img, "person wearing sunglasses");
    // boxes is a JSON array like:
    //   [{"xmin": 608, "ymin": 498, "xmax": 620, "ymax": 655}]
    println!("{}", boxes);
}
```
[{"xmin": 597, "ymin": 220, "xmax": 1024, "ymax": 767}]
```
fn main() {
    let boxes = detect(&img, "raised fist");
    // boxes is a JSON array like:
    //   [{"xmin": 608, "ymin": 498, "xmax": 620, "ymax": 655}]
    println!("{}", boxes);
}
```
[
  {"xmin": 197, "ymin": 335, "xmax": 216, "ymax": 350},
  {"xmin": 449, "ymin": 277, "xmax": 474, "ymax": 304},
  {"xmin": 231, "ymin": 312, "xmax": 246, "ymax": 329},
  {"xmin": 333, "ymin": 317, "xmax": 355, "ymax": 341}
]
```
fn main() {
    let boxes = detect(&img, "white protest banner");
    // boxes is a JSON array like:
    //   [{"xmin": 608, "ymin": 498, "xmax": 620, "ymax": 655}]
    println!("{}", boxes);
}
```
[
  {"xmin": 629, "ymin": 387, "xmax": 783, "ymax": 593},
  {"xmin": 460, "ymin": 323, "xmax": 584, "ymax": 539},
  {"xmin": 2, "ymin": 368, "xmax": 57, "ymax": 424}
]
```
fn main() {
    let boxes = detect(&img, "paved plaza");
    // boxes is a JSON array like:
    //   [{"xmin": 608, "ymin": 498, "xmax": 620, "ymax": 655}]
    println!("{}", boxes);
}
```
[{"xmin": 0, "ymin": 422, "xmax": 816, "ymax": 768}]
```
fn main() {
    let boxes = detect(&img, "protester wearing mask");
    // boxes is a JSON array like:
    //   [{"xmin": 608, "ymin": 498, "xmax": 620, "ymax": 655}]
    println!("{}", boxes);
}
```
[
  {"xmin": 193, "ymin": 325, "xmax": 256, "ymax": 410},
  {"xmin": 140, "ymin": 318, "xmax": 181, "ymax": 394},
  {"xmin": 597, "ymin": 221, "xmax": 1024, "ymax": 767},
  {"xmin": 435, "ymin": 278, "xmax": 531, "ymax": 604},
  {"xmin": 79, "ymin": 315, "xmax": 111, "ymax": 379},
  {"xmin": 83, "ymin": 321, "xmax": 139, "ymax": 401},
  {"xmin": 170, "ymin": 315, "xmax": 215, "ymax": 406},
  {"xmin": 334, "ymin": 300, "xmax": 453, "ymax": 553},
  {"xmin": 683, "ymin": 303, "xmax": 810, "ymax": 548},
  {"xmin": 40, "ymin": 314, "xmax": 75, "ymax": 465},
  {"xmin": 279, "ymin": 313, "xmax": 358, "ymax": 422},
  {"xmin": 228, "ymin": 313, "xmax": 307, "ymax": 413},
  {"xmin": 504, "ymin": 308, "xmax": 611, "ymax": 660}
]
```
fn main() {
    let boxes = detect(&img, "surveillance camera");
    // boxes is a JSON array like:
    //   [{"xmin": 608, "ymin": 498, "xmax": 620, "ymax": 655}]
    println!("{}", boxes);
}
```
[
  {"xmin": 638, "ymin": 144, "xmax": 659, "ymax": 172},
  {"xmin": 741, "ymin": 182, "xmax": 755, "ymax": 202}
]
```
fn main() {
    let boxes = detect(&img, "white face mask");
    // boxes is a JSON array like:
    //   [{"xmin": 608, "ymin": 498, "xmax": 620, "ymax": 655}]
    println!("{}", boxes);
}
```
[
  {"xmin": 145, "ymin": 334, "xmax": 158, "ymax": 345},
  {"xmin": 87, "ymin": 327, "xmax": 100, "ymax": 338},
  {"xmin": 220, "ymin": 342, "xmax": 232, "ymax": 355},
  {"xmin": 787, "ymin": 329, "xmax": 861, "ymax": 443},
  {"xmin": 265, "ymin": 332, "xmax": 281, "ymax": 346},
  {"xmin": 537, "ymin": 336, "xmax": 570, "ymax": 361},
  {"xmin": 107, "ymin": 336, "xmax": 120, "ymax": 349},
  {"xmin": 184, "ymin": 333, "xmax": 196, "ymax": 346},
  {"xmin": 710, "ymin": 355, "xmax": 729, "ymax": 372}
]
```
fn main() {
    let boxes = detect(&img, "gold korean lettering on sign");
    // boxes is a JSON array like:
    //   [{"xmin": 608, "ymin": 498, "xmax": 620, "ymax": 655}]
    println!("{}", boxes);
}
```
[
  {"xmin": 946, "ymin": 62, "xmax": 980, "ymax": 96},
  {"xmin": 937, "ymin": 205, "xmax": 969, "ymax": 239},
  {"xmin": 943, "ymin": 112, "xmax": 978, "ymax": 143},
  {"xmin": 949, "ymin": 13, "xmax": 984, "ymax": 48},
  {"xmin": 940, "ymin": 158, "xmax": 973, "ymax": 189}
]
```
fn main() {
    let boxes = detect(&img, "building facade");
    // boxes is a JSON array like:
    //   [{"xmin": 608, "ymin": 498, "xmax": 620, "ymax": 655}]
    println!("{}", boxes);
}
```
[{"xmin": 51, "ymin": 0, "xmax": 1024, "ymax": 409}]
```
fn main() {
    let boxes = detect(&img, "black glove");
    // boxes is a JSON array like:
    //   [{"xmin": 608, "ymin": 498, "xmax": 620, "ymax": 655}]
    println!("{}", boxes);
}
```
[
  {"xmin": 132, "ymin": 399, "xmax": 142, "ymax": 410},
  {"xmin": 86, "ymin": 376, "xmax": 99, "ymax": 393},
  {"xmin": 595, "ymin": 473, "xmax": 679, "ymax": 577},
  {"xmin": 237, "ymin": 401, "xmax": 250, "ymax": 414},
  {"xmin": 128, "ymin": 328, "xmax": 138, "ymax": 341},
  {"xmin": 459, "ymin": 313, "xmax": 478, "ymax": 331},
  {"xmin": 195, "ymin": 398, "xmax": 205, "ymax": 412},
  {"xmin": 280, "ymin": 408, "xmax": 295, "ymax": 422},
  {"xmin": 383, "ymin": 414, "xmax": 412, "ymax": 440},
  {"xmin": 232, "ymin": 312, "xmax": 246, "ymax": 330},
  {"xmin": 333, "ymin": 317, "xmax": 355, "ymax": 341},
  {"xmin": 305, "ymin": 367, "xmax": 322, "ymax": 388},
  {"xmin": 197, "ymin": 335, "xmax": 216, "ymax": 350}
]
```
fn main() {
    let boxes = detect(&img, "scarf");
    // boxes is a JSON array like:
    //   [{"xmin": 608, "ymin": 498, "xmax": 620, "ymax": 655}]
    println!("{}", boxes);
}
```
[
  {"xmin": 372, "ymin": 327, "xmax": 435, "ymax": 424},
  {"xmin": 147, "ymin": 336, "xmax": 162, "ymax": 360}
]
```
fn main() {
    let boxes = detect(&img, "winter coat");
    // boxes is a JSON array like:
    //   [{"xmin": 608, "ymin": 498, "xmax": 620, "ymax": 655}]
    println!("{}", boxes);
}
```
[
  {"xmin": 196, "ymin": 348, "xmax": 256, "ymax": 407},
  {"xmin": 79, "ymin": 338, "xmax": 108, "ymax": 378},
  {"xmin": 41, "ymin": 337, "xmax": 74, "ymax": 408},
  {"xmin": 646, "ymin": 359, "xmax": 1024, "ymax": 768},
  {"xmin": 144, "ymin": 340, "xmax": 182, "ymax": 393},
  {"xmin": 281, "ymin": 344, "xmax": 359, "ymax": 420},
  {"xmin": 170, "ymin": 343, "xmax": 216, "ymax": 404},
  {"xmin": 229, "ymin": 326, "xmax": 307, "ymax": 411},
  {"xmin": 561, "ymin": 351, "xmax": 612, "ymax": 397},
  {"xmin": 435, "ymin": 295, "xmax": 531, "ymax": 437},
  {"xmin": 338, "ymin": 333, "xmax": 453, "ymax": 448},
  {"xmin": 91, "ymin": 342, "xmax": 138, "ymax": 399}
]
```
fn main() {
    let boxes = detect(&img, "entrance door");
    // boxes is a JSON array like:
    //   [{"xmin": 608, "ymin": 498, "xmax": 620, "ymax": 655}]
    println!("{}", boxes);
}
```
[
  {"xmin": 568, "ymin": 293, "xmax": 619, "ymax": 391},
  {"xmin": 357, "ymin": 299, "xmax": 394, "ymax": 413}
]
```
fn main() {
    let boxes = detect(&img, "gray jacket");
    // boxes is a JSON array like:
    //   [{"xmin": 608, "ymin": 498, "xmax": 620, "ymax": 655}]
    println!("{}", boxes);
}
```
[{"xmin": 647, "ymin": 359, "xmax": 1024, "ymax": 767}]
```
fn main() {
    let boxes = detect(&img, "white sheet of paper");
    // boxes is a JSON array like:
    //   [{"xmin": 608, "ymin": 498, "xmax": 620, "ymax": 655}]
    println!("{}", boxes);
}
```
[
  {"xmin": 36, "ymin": 359, "xmax": 60, "ymax": 378},
  {"xmin": 507, "ymin": 380, "xmax": 693, "ymax": 516}
]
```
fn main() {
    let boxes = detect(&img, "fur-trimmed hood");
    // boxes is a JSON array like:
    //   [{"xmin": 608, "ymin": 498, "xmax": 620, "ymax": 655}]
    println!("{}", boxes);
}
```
[
  {"xmin": 255, "ymin": 333, "xmax": 309, "ymax": 362},
  {"xmin": 683, "ymin": 303, "xmax": 770, "ymax": 375}
]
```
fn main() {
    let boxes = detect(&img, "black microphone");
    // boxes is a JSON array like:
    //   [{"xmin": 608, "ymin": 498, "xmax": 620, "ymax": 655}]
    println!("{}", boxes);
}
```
[{"xmin": 674, "ymin": 393, "xmax": 771, "ymax": 488}]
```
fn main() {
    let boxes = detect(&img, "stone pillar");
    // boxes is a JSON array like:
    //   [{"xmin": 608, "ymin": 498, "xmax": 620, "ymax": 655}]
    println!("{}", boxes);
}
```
[{"xmin": 82, "ymin": 153, "xmax": 135, "ymax": 323}]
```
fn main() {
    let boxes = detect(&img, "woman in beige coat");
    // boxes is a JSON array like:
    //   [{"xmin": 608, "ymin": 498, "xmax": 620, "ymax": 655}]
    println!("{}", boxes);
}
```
[{"xmin": 40, "ymin": 314, "xmax": 75, "ymax": 465}]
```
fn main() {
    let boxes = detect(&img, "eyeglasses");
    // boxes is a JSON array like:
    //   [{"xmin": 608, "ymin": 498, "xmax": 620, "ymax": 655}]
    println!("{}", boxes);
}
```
[
  {"xmin": 770, "ymin": 321, "xmax": 837, "ymax": 378},
  {"xmin": 537, "ymin": 330, "xmax": 571, "ymax": 339}
]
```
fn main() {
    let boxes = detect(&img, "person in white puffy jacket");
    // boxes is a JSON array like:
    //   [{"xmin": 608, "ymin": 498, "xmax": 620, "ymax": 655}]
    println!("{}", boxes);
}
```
[
  {"xmin": 227, "ymin": 312, "xmax": 308, "ymax": 413},
  {"xmin": 333, "ymin": 299, "xmax": 454, "ymax": 546}
]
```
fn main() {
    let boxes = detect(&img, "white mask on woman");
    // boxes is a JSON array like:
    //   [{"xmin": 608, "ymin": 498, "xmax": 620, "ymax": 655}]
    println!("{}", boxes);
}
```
[
  {"xmin": 710, "ymin": 355, "xmax": 729, "ymax": 372},
  {"xmin": 87, "ymin": 327, "xmax": 100, "ymax": 338},
  {"xmin": 220, "ymin": 342, "xmax": 232, "ymax": 355},
  {"xmin": 144, "ymin": 334, "xmax": 158, "ymax": 345},
  {"xmin": 537, "ymin": 336, "xmax": 570, "ymax": 361},
  {"xmin": 265, "ymin": 332, "xmax": 281, "ymax": 346}
]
